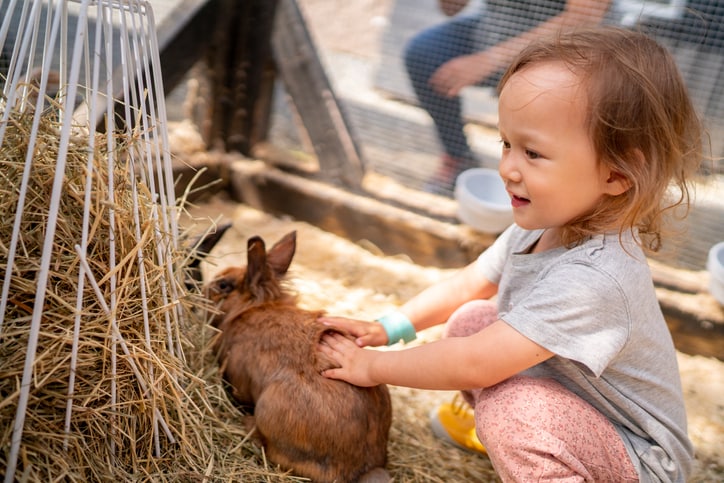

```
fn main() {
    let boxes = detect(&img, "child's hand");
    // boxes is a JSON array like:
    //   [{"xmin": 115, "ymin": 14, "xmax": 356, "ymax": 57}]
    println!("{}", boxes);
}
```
[
  {"xmin": 319, "ymin": 316, "xmax": 389, "ymax": 347},
  {"xmin": 318, "ymin": 332, "xmax": 379, "ymax": 387}
]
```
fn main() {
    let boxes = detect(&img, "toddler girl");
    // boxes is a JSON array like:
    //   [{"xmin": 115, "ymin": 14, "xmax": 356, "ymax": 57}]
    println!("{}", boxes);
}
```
[{"xmin": 320, "ymin": 27, "xmax": 702, "ymax": 482}]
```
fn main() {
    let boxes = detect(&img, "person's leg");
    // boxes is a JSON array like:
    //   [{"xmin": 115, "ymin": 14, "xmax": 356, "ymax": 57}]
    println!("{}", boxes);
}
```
[
  {"xmin": 472, "ymin": 376, "xmax": 639, "ymax": 482},
  {"xmin": 404, "ymin": 14, "xmax": 481, "ymax": 164},
  {"xmin": 444, "ymin": 298, "xmax": 498, "ymax": 337}
]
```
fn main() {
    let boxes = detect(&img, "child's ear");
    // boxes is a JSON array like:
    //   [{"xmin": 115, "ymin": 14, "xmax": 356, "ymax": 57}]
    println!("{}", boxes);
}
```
[
  {"xmin": 604, "ymin": 170, "xmax": 631, "ymax": 196},
  {"xmin": 602, "ymin": 150, "xmax": 638, "ymax": 196}
]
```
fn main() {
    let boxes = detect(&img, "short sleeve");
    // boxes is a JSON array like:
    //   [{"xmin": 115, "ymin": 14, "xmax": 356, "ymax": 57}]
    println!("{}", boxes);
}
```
[
  {"xmin": 474, "ymin": 224, "xmax": 518, "ymax": 285},
  {"xmin": 501, "ymin": 261, "xmax": 632, "ymax": 376}
]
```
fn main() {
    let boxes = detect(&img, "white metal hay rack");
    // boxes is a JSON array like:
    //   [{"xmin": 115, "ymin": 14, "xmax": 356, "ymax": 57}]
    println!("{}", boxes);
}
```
[{"xmin": 0, "ymin": 0, "xmax": 180, "ymax": 480}]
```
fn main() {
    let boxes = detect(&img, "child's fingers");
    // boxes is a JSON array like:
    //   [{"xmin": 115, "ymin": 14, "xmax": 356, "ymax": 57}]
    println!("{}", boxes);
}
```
[
  {"xmin": 320, "ymin": 316, "xmax": 364, "ymax": 334},
  {"xmin": 320, "ymin": 368, "xmax": 341, "ymax": 380}
]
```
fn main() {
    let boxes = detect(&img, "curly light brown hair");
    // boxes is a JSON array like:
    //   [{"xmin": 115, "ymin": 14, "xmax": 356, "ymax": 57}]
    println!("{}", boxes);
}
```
[{"xmin": 498, "ymin": 27, "xmax": 704, "ymax": 253}]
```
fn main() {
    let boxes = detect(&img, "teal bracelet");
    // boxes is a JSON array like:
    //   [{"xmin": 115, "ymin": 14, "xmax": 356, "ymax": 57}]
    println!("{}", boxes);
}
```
[{"xmin": 377, "ymin": 311, "xmax": 417, "ymax": 345}]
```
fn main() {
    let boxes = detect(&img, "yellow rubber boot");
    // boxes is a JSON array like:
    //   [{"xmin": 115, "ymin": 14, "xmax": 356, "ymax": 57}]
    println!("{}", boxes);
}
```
[{"xmin": 429, "ymin": 395, "xmax": 487, "ymax": 454}]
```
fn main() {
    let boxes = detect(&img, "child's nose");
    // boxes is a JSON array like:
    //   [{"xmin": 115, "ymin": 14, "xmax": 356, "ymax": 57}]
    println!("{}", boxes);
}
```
[{"xmin": 499, "ymin": 152, "xmax": 522, "ymax": 184}]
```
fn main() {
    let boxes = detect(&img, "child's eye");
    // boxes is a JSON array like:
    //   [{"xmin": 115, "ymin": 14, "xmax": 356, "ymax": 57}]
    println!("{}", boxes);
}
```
[
  {"xmin": 525, "ymin": 149, "xmax": 539, "ymax": 159},
  {"xmin": 500, "ymin": 139, "xmax": 511, "ymax": 149}
]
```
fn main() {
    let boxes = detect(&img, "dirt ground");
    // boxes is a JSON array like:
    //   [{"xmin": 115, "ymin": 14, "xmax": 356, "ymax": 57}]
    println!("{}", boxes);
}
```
[{"xmin": 181, "ymin": 192, "xmax": 723, "ymax": 482}]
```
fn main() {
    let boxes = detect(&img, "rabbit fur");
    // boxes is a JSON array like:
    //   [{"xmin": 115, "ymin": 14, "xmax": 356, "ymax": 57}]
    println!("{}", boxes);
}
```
[{"xmin": 206, "ymin": 231, "xmax": 392, "ymax": 483}]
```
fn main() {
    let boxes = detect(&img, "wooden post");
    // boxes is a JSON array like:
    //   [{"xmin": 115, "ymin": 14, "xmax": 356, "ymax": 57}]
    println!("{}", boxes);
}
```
[
  {"xmin": 272, "ymin": 0, "xmax": 365, "ymax": 189},
  {"xmin": 199, "ymin": 0, "xmax": 279, "ymax": 154}
]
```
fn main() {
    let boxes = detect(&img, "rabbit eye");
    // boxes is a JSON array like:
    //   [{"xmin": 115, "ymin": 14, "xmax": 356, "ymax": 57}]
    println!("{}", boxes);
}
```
[{"xmin": 214, "ymin": 278, "xmax": 234, "ymax": 294}]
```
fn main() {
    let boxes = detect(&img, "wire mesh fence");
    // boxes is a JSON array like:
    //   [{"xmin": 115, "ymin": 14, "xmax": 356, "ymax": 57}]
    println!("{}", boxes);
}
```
[
  {"xmin": 2, "ymin": 1, "xmax": 721, "ymax": 270},
  {"xmin": 267, "ymin": 0, "xmax": 723, "ymax": 271}
]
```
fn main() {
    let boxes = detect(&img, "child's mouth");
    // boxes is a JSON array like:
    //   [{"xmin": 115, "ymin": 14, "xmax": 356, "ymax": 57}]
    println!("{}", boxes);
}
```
[{"xmin": 511, "ymin": 195, "xmax": 530, "ymax": 208}]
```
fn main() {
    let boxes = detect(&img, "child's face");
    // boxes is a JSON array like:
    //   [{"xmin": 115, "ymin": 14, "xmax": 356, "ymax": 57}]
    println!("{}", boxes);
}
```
[{"xmin": 497, "ymin": 61, "xmax": 622, "ymax": 236}]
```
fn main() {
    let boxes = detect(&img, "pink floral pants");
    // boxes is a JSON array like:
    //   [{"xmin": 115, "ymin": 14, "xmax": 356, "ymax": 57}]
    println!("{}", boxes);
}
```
[{"xmin": 445, "ymin": 300, "xmax": 639, "ymax": 482}]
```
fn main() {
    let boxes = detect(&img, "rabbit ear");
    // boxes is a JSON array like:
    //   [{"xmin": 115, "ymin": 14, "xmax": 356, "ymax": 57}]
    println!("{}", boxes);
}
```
[
  {"xmin": 266, "ymin": 231, "xmax": 296, "ymax": 277},
  {"xmin": 245, "ymin": 236, "xmax": 269, "ymax": 288},
  {"xmin": 243, "ymin": 232, "xmax": 295, "ymax": 298}
]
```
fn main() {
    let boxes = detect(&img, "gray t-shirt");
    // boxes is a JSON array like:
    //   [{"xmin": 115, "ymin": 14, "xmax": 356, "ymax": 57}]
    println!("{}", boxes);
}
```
[{"xmin": 476, "ymin": 225, "xmax": 693, "ymax": 482}]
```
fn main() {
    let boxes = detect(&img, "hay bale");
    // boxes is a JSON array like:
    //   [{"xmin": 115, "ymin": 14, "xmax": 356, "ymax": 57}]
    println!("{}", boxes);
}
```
[{"xmin": 0, "ymin": 107, "xmax": 273, "ymax": 481}]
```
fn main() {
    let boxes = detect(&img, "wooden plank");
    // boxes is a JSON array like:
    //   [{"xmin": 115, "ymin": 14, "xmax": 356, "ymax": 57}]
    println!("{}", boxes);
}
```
[
  {"xmin": 225, "ymin": 158, "xmax": 494, "ymax": 268},
  {"xmin": 271, "ymin": 0, "xmax": 365, "ymax": 189}
]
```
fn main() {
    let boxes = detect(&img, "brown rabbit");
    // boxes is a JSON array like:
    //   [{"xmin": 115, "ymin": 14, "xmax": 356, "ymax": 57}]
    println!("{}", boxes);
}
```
[{"xmin": 205, "ymin": 231, "xmax": 392, "ymax": 483}]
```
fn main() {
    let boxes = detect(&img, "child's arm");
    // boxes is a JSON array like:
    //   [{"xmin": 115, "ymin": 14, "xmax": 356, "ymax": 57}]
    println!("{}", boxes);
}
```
[
  {"xmin": 320, "ymin": 319, "xmax": 553, "ymax": 389},
  {"xmin": 320, "ymin": 259, "xmax": 497, "ymax": 347},
  {"xmin": 400, "ymin": 259, "xmax": 497, "ymax": 332}
]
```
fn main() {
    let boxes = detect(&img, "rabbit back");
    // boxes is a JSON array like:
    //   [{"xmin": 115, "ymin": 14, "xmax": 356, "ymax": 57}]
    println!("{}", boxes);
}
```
[{"xmin": 215, "ymin": 304, "xmax": 392, "ymax": 482}]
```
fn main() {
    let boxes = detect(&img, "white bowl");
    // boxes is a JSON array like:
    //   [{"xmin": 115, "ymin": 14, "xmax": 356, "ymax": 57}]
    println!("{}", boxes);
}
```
[
  {"xmin": 454, "ymin": 168, "xmax": 514, "ymax": 234},
  {"xmin": 707, "ymin": 242, "xmax": 724, "ymax": 306}
]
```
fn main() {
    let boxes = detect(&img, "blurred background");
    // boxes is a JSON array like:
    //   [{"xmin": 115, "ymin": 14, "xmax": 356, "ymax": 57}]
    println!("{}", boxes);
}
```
[
  {"xmin": 2, "ymin": 0, "xmax": 722, "ymax": 271},
  {"xmin": 263, "ymin": 0, "xmax": 724, "ymax": 270}
]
